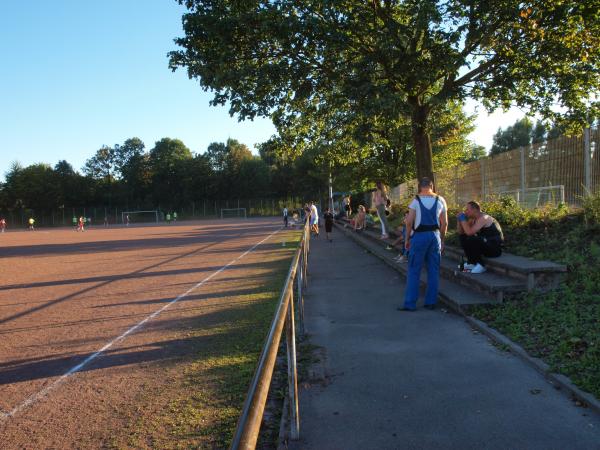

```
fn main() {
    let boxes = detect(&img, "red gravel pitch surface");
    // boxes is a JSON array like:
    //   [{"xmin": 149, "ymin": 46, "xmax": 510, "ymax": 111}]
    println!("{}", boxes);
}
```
[{"xmin": 0, "ymin": 219, "xmax": 292, "ymax": 448}]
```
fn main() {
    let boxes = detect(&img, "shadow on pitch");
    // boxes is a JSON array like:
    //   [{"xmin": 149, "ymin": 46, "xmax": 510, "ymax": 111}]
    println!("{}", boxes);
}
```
[
  {"xmin": 0, "ymin": 295, "xmax": 280, "ymax": 385},
  {"xmin": 0, "ymin": 240, "xmax": 225, "ymax": 325}
]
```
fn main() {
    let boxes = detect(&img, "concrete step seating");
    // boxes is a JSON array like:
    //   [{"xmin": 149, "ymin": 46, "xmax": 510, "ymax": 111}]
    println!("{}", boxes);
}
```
[{"xmin": 334, "ymin": 218, "xmax": 566, "ymax": 310}]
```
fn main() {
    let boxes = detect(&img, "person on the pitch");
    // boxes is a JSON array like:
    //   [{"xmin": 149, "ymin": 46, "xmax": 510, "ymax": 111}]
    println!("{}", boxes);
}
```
[
  {"xmin": 400, "ymin": 177, "xmax": 448, "ymax": 311},
  {"xmin": 77, "ymin": 216, "xmax": 85, "ymax": 232},
  {"xmin": 283, "ymin": 205, "xmax": 289, "ymax": 227},
  {"xmin": 0, "ymin": 217, "xmax": 6, "ymax": 233}
]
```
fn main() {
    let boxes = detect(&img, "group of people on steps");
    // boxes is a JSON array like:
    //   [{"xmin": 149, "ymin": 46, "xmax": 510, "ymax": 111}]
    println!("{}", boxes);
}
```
[{"xmin": 353, "ymin": 177, "xmax": 504, "ymax": 311}]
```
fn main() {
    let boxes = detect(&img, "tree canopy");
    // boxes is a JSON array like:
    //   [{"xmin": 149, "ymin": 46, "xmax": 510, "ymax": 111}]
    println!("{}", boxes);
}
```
[{"xmin": 170, "ymin": 0, "xmax": 600, "ymax": 182}]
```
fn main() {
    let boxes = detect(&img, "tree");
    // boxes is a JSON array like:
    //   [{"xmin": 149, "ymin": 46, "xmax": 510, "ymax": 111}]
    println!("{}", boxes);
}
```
[
  {"xmin": 149, "ymin": 138, "xmax": 193, "ymax": 208},
  {"xmin": 235, "ymin": 157, "xmax": 271, "ymax": 199},
  {"xmin": 204, "ymin": 138, "xmax": 253, "ymax": 198},
  {"xmin": 490, "ymin": 117, "xmax": 534, "ymax": 155},
  {"xmin": 114, "ymin": 137, "xmax": 145, "ymax": 178},
  {"xmin": 3, "ymin": 163, "xmax": 60, "ymax": 212},
  {"xmin": 170, "ymin": 0, "xmax": 600, "ymax": 182},
  {"xmin": 531, "ymin": 120, "xmax": 548, "ymax": 145},
  {"xmin": 83, "ymin": 145, "xmax": 115, "ymax": 181},
  {"xmin": 462, "ymin": 144, "xmax": 487, "ymax": 163}
]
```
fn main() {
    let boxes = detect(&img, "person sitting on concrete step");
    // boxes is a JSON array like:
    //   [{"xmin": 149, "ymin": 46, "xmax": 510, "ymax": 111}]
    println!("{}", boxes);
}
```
[
  {"xmin": 353, "ymin": 205, "xmax": 367, "ymax": 231},
  {"xmin": 456, "ymin": 201, "xmax": 504, "ymax": 274}
]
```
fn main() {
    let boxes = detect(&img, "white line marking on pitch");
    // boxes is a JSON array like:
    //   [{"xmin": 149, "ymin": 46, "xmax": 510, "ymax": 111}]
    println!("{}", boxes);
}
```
[{"xmin": 0, "ymin": 227, "xmax": 282, "ymax": 422}]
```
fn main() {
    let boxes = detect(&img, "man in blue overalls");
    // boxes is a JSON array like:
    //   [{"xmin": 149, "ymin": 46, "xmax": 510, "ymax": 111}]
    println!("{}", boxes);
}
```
[{"xmin": 400, "ymin": 178, "xmax": 448, "ymax": 311}]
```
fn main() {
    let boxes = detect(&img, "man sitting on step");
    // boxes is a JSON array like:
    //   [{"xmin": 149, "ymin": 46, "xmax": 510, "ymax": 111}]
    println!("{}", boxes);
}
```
[{"xmin": 457, "ymin": 201, "xmax": 504, "ymax": 274}]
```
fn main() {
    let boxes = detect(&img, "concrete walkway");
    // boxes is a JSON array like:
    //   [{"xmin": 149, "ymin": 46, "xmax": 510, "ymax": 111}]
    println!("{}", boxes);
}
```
[{"xmin": 288, "ymin": 231, "xmax": 600, "ymax": 450}]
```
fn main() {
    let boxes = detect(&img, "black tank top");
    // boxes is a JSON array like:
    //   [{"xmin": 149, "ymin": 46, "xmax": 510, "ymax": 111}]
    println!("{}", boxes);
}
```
[{"xmin": 478, "ymin": 218, "xmax": 504, "ymax": 242}]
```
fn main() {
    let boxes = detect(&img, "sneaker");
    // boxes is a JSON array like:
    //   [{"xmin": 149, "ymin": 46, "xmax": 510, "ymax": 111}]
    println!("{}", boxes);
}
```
[
  {"xmin": 463, "ymin": 263, "xmax": 476, "ymax": 270},
  {"xmin": 386, "ymin": 245, "xmax": 394, "ymax": 251},
  {"xmin": 394, "ymin": 255, "xmax": 406, "ymax": 263},
  {"xmin": 380, "ymin": 234, "xmax": 389, "ymax": 239},
  {"xmin": 471, "ymin": 263, "xmax": 487, "ymax": 274}
]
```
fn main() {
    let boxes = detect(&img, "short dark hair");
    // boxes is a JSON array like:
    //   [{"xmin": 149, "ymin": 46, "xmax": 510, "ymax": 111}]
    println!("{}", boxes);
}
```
[
  {"xmin": 467, "ymin": 200, "xmax": 481, "ymax": 211},
  {"xmin": 418, "ymin": 177, "xmax": 433, "ymax": 188}
]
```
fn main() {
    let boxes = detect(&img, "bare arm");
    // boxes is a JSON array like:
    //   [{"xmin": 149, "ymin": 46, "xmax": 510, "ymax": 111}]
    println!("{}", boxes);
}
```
[
  {"xmin": 461, "ymin": 216, "xmax": 487, "ymax": 236},
  {"xmin": 404, "ymin": 208, "xmax": 416, "ymax": 250},
  {"xmin": 439, "ymin": 208, "xmax": 448, "ymax": 252}
]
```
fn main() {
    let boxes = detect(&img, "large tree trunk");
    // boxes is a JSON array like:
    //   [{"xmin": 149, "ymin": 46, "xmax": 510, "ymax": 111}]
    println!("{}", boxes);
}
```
[{"xmin": 410, "ymin": 102, "xmax": 435, "ymax": 185}]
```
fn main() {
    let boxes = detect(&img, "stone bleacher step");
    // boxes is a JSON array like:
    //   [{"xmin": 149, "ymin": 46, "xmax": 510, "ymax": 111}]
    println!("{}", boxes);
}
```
[
  {"xmin": 442, "ymin": 244, "xmax": 567, "ymax": 291},
  {"xmin": 438, "ymin": 257, "xmax": 525, "ymax": 302},
  {"xmin": 335, "ymin": 223, "xmax": 500, "ymax": 312},
  {"xmin": 338, "ymin": 220, "xmax": 558, "ymax": 299}
]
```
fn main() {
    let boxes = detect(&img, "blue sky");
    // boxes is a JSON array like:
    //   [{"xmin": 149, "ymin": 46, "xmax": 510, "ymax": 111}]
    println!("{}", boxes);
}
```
[{"xmin": 0, "ymin": 1, "xmax": 521, "ymax": 181}]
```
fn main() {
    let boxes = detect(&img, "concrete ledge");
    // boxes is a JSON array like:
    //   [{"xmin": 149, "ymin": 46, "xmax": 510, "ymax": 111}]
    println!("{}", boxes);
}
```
[{"xmin": 464, "ymin": 316, "xmax": 600, "ymax": 416}]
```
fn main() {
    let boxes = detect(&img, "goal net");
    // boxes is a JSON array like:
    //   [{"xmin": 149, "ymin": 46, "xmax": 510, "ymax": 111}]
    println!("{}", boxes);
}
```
[
  {"xmin": 121, "ymin": 210, "xmax": 160, "ymax": 224},
  {"xmin": 497, "ymin": 185, "xmax": 565, "ymax": 208},
  {"xmin": 221, "ymin": 208, "xmax": 247, "ymax": 219}
]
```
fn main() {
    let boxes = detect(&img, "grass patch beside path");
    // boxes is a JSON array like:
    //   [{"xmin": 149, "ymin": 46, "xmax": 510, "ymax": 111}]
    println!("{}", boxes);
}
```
[
  {"xmin": 446, "ymin": 197, "xmax": 600, "ymax": 399},
  {"xmin": 114, "ymin": 229, "xmax": 301, "ymax": 449}
]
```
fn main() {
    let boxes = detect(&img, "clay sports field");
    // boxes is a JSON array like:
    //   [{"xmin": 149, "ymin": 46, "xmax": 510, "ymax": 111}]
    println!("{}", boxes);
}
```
[{"xmin": 0, "ymin": 218, "xmax": 298, "ymax": 448}]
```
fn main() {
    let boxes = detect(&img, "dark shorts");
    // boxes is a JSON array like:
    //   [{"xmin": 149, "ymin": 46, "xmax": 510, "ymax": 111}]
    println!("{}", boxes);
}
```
[{"xmin": 325, "ymin": 222, "xmax": 333, "ymax": 232}]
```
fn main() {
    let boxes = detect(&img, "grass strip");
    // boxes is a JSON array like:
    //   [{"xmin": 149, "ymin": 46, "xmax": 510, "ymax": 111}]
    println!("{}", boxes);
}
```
[{"xmin": 113, "ymin": 230, "xmax": 301, "ymax": 449}]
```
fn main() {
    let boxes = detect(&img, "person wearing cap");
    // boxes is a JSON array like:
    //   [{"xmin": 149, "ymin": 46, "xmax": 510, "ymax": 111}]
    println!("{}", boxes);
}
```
[{"xmin": 400, "ymin": 177, "xmax": 448, "ymax": 311}]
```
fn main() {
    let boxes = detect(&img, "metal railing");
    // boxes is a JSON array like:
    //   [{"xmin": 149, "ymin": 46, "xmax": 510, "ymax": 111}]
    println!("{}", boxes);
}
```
[{"xmin": 230, "ymin": 219, "xmax": 310, "ymax": 449}]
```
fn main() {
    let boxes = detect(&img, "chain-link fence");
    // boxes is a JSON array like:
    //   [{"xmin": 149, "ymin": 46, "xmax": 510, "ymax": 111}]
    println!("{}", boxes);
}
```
[
  {"xmin": 0, "ymin": 198, "xmax": 304, "ymax": 229},
  {"xmin": 389, "ymin": 127, "xmax": 600, "ymax": 208}
]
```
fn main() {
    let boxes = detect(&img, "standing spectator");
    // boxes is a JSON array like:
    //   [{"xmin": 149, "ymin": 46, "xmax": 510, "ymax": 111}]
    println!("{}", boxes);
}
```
[
  {"xmin": 303, "ymin": 204, "xmax": 310, "ymax": 223},
  {"xmin": 72, "ymin": 216, "xmax": 77, "ymax": 230},
  {"xmin": 343, "ymin": 194, "xmax": 352, "ymax": 218},
  {"xmin": 104, "ymin": 216, "xmax": 109, "ymax": 227},
  {"xmin": 309, "ymin": 201, "xmax": 319, "ymax": 237},
  {"xmin": 28, "ymin": 217, "xmax": 35, "ymax": 231},
  {"xmin": 166, "ymin": 213, "xmax": 172, "ymax": 224},
  {"xmin": 0, "ymin": 217, "xmax": 6, "ymax": 233},
  {"xmin": 125, "ymin": 214, "xmax": 130, "ymax": 227},
  {"xmin": 373, "ymin": 181, "xmax": 390, "ymax": 239},
  {"xmin": 173, "ymin": 212, "xmax": 178, "ymax": 222},
  {"xmin": 283, "ymin": 205, "xmax": 289, "ymax": 227},
  {"xmin": 457, "ymin": 201, "xmax": 503, "ymax": 274},
  {"xmin": 324, "ymin": 207, "xmax": 334, "ymax": 242},
  {"xmin": 400, "ymin": 178, "xmax": 448, "ymax": 311}
]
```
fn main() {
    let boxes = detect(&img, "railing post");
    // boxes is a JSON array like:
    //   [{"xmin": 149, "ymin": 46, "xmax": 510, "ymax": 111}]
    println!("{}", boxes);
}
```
[
  {"xmin": 297, "ymin": 262, "xmax": 305, "ymax": 336},
  {"xmin": 520, "ymin": 146, "xmax": 526, "ymax": 204},
  {"xmin": 303, "ymin": 242, "xmax": 308, "ymax": 289},
  {"xmin": 286, "ymin": 293, "xmax": 300, "ymax": 440},
  {"xmin": 584, "ymin": 127, "xmax": 591, "ymax": 194}
]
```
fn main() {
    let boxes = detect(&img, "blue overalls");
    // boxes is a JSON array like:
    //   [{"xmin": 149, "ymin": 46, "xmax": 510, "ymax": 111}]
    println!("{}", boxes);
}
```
[{"xmin": 403, "ymin": 196, "xmax": 441, "ymax": 310}]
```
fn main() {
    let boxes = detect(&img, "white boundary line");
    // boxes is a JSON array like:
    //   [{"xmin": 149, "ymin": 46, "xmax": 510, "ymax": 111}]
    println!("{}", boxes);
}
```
[{"xmin": 1, "ymin": 227, "xmax": 282, "ymax": 422}]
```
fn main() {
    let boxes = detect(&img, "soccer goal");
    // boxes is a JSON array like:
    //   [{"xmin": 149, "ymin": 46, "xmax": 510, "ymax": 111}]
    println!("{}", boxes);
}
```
[
  {"xmin": 121, "ymin": 210, "xmax": 160, "ymax": 224},
  {"xmin": 221, "ymin": 208, "xmax": 247, "ymax": 219},
  {"xmin": 497, "ymin": 185, "xmax": 565, "ymax": 208}
]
